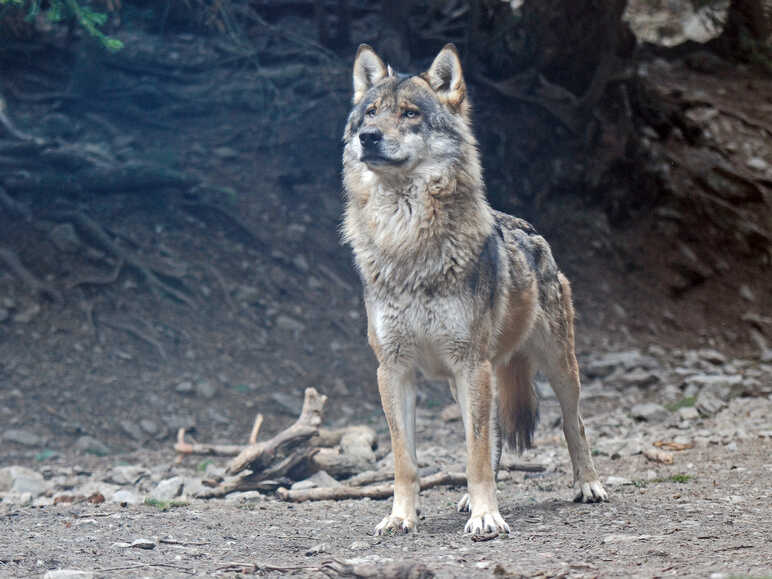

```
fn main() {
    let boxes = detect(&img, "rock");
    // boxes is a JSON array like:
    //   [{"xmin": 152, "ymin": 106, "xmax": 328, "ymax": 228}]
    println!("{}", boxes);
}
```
[
  {"xmin": 3, "ymin": 428, "xmax": 43, "ymax": 446},
  {"xmin": 234, "ymin": 285, "xmax": 261, "ymax": 304},
  {"xmin": 746, "ymin": 157, "xmax": 768, "ymax": 171},
  {"xmin": 739, "ymin": 285, "xmax": 755, "ymax": 302},
  {"xmin": 306, "ymin": 543, "xmax": 329, "ymax": 556},
  {"xmin": 106, "ymin": 465, "xmax": 148, "ymax": 486},
  {"xmin": 697, "ymin": 349, "xmax": 727, "ymax": 365},
  {"xmin": 349, "ymin": 540, "xmax": 371, "ymax": 551},
  {"xmin": 630, "ymin": 402, "xmax": 670, "ymax": 423},
  {"xmin": 175, "ymin": 380, "xmax": 194, "ymax": 394},
  {"xmin": 621, "ymin": 369, "xmax": 661, "ymax": 388},
  {"xmin": 0, "ymin": 307, "xmax": 8, "ymax": 322},
  {"xmin": 275, "ymin": 314, "xmax": 305, "ymax": 333},
  {"xmin": 440, "ymin": 404, "xmax": 460, "ymax": 422},
  {"xmin": 602, "ymin": 534, "xmax": 653, "ymax": 544},
  {"xmin": 110, "ymin": 489, "xmax": 143, "ymax": 505},
  {"xmin": 13, "ymin": 303, "xmax": 40, "ymax": 323},
  {"xmin": 43, "ymin": 571, "xmax": 95, "ymax": 579},
  {"xmin": 687, "ymin": 374, "xmax": 742, "ymax": 400},
  {"xmin": 130, "ymin": 538, "xmax": 156, "ymax": 550},
  {"xmin": 695, "ymin": 390, "xmax": 726, "ymax": 417},
  {"xmin": 150, "ymin": 476, "xmax": 184, "ymax": 501},
  {"xmin": 605, "ymin": 476, "xmax": 633, "ymax": 486},
  {"xmin": 75, "ymin": 436, "xmax": 110, "ymax": 456},
  {"xmin": 678, "ymin": 406, "xmax": 700, "ymax": 421},
  {"xmin": 139, "ymin": 419, "xmax": 158, "ymax": 436},
  {"xmin": 213, "ymin": 146, "xmax": 239, "ymax": 160},
  {"xmin": 0, "ymin": 466, "xmax": 49, "ymax": 496},
  {"xmin": 585, "ymin": 350, "xmax": 654, "ymax": 378},
  {"xmin": 119, "ymin": 420, "xmax": 144, "ymax": 441},
  {"xmin": 195, "ymin": 380, "xmax": 218, "ymax": 399},
  {"xmin": 49, "ymin": 223, "xmax": 82, "ymax": 253}
]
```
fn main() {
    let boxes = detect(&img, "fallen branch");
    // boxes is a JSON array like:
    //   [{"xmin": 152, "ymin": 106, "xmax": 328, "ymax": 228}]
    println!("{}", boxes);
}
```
[
  {"xmin": 276, "ymin": 471, "xmax": 467, "ymax": 503},
  {"xmin": 228, "ymin": 387, "xmax": 327, "ymax": 475}
]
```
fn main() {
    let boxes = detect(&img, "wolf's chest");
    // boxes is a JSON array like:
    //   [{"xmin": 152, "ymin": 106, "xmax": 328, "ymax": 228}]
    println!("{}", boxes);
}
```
[{"xmin": 370, "ymin": 294, "xmax": 475, "ymax": 375}]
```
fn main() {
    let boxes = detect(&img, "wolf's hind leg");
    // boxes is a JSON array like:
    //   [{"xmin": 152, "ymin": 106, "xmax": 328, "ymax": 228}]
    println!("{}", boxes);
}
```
[
  {"xmin": 539, "ymin": 274, "xmax": 607, "ymax": 503},
  {"xmin": 374, "ymin": 365, "xmax": 420, "ymax": 534}
]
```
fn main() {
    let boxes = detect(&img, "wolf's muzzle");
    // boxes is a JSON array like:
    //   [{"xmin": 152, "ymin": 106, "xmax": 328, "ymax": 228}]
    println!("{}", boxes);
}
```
[{"xmin": 359, "ymin": 128, "xmax": 383, "ymax": 150}]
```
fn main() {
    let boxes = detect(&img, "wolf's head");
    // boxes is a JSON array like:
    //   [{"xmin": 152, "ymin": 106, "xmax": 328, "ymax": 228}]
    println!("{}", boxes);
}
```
[{"xmin": 343, "ymin": 44, "xmax": 477, "ymax": 180}]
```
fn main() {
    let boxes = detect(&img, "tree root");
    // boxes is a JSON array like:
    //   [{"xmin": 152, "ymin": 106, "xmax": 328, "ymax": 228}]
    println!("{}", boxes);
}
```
[
  {"xmin": 97, "ymin": 314, "xmax": 167, "ymax": 360},
  {"xmin": 0, "ymin": 246, "xmax": 61, "ymax": 301}
]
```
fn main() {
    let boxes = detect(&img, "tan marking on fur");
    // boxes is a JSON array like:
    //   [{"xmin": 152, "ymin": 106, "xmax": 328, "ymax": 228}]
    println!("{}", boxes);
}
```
[{"xmin": 494, "ymin": 280, "xmax": 538, "ymax": 362}]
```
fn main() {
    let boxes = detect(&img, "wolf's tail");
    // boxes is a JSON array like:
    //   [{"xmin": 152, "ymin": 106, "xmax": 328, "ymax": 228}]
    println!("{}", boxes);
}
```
[{"xmin": 498, "ymin": 353, "xmax": 539, "ymax": 453}]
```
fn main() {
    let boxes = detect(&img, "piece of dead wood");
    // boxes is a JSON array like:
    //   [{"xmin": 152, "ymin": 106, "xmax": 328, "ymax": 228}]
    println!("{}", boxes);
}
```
[
  {"xmin": 277, "ymin": 471, "xmax": 467, "ymax": 503},
  {"xmin": 321, "ymin": 559, "xmax": 435, "ymax": 579},
  {"xmin": 174, "ymin": 429, "xmax": 244, "ymax": 458},
  {"xmin": 228, "ymin": 387, "xmax": 327, "ymax": 475},
  {"xmin": 0, "ymin": 246, "xmax": 61, "ymax": 302},
  {"xmin": 653, "ymin": 440, "xmax": 695, "ymax": 451},
  {"xmin": 643, "ymin": 447, "xmax": 674, "ymax": 464}
]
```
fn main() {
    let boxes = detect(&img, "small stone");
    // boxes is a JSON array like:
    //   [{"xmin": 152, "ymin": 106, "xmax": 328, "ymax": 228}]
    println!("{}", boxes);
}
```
[
  {"xmin": 275, "ymin": 314, "xmax": 305, "ymax": 333},
  {"xmin": 739, "ymin": 285, "xmax": 755, "ymax": 302},
  {"xmin": 233, "ymin": 285, "xmax": 261, "ymax": 304},
  {"xmin": 0, "ymin": 466, "xmax": 48, "ymax": 495},
  {"xmin": 139, "ymin": 419, "xmax": 158, "ymax": 435},
  {"xmin": 605, "ymin": 476, "xmax": 633, "ymax": 486},
  {"xmin": 195, "ymin": 380, "xmax": 217, "ymax": 399},
  {"xmin": 213, "ymin": 146, "xmax": 239, "ymax": 160},
  {"xmin": 695, "ymin": 390, "xmax": 726, "ymax": 417},
  {"xmin": 631, "ymin": 402, "xmax": 670, "ymax": 423},
  {"xmin": 49, "ymin": 223, "xmax": 82, "ymax": 253},
  {"xmin": 603, "ymin": 534, "xmax": 652, "ymax": 544},
  {"xmin": 678, "ymin": 406, "xmax": 700, "ymax": 421},
  {"xmin": 348, "ymin": 540, "xmax": 370, "ymax": 551},
  {"xmin": 305, "ymin": 543, "xmax": 328, "ymax": 556},
  {"xmin": 441, "ymin": 403, "xmax": 461, "ymax": 422},
  {"xmin": 75, "ymin": 436, "xmax": 110, "ymax": 456},
  {"xmin": 110, "ymin": 489, "xmax": 142, "ymax": 505},
  {"xmin": 130, "ymin": 538, "xmax": 156, "ymax": 550},
  {"xmin": 13, "ymin": 303, "xmax": 40, "ymax": 323},
  {"xmin": 746, "ymin": 157, "xmax": 768, "ymax": 171},
  {"xmin": 150, "ymin": 476, "xmax": 184, "ymax": 501},
  {"xmin": 621, "ymin": 369, "xmax": 661, "ymax": 387},
  {"xmin": 175, "ymin": 380, "xmax": 194, "ymax": 394},
  {"xmin": 697, "ymin": 349, "xmax": 727, "ymax": 365},
  {"xmin": 0, "ymin": 308, "xmax": 9, "ymax": 322},
  {"xmin": 43, "ymin": 571, "xmax": 95, "ymax": 579},
  {"xmin": 119, "ymin": 420, "xmax": 144, "ymax": 441},
  {"xmin": 3, "ymin": 428, "xmax": 43, "ymax": 446},
  {"xmin": 292, "ymin": 255, "xmax": 309, "ymax": 272},
  {"xmin": 106, "ymin": 465, "xmax": 148, "ymax": 486},
  {"xmin": 112, "ymin": 542, "xmax": 132, "ymax": 549}
]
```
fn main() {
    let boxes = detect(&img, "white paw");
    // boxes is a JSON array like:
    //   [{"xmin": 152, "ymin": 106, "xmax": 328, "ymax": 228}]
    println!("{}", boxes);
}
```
[
  {"xmin": 464, "ymin": 511, "xmax": 510, "ymax": 535},
  {"xmin": 574, "ymin": 479, "xmax": 609, "ymax": 503},
  {"xmin": 374, "ymin": 514, "xmax": 418, "ymax": 535},
  {"xmin": 456, "ymin": 493, "xmax": 470, "ymax": 513}
]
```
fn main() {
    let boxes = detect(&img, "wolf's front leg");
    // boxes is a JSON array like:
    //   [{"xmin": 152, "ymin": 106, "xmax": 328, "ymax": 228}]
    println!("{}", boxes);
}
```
[
  {"xmin": 456, "ymin": 361, "xmax": 510, "ymax": 535},
  {"xmin": 374, "ymin": 364, "xmax": 419, "ymax": 534}
]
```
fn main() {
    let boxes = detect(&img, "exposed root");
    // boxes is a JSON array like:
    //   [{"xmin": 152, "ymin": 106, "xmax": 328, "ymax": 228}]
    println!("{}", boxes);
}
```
[
  {"xmin": 97, "ymin": 314, "xmax": 168, "ymax": 360},
  {"xmin": 0, "ymin": 246, "xmax": 61, "ymax": 302}
]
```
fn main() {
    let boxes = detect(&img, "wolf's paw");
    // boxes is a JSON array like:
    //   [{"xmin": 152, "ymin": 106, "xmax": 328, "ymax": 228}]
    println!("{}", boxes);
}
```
[
  {"xmin": 574, "ymin": 480, "xmax": 608, "ymax": 503},
  {"xmin": 456, "ymin": 493, "xmax": 470, "ymax": 513},
  {"xmin": 464, "ymin": 511, "xmax": 510, "ymax": 535},
  {"xmin": 374, "ymin": 514, "xmax": 418, "ymax": 535}
]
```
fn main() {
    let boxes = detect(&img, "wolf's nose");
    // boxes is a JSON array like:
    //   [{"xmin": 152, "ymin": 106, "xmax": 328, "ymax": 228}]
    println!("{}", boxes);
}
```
[{"xmin": 359, "ymin": 128, "xmax": 382, "ymax": 149}]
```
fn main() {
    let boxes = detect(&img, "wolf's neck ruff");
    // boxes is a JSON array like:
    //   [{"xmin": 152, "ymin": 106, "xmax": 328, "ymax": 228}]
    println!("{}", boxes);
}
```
[{"xmin": 343, "ymin": 157, "xmax": 494, "ymax": 297}]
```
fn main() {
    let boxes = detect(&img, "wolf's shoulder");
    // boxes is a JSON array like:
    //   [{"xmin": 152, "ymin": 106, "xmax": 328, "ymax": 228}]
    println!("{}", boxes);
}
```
[{"xmin": 492, "ymin": 210, "xmax": 559, "ymax": 282}]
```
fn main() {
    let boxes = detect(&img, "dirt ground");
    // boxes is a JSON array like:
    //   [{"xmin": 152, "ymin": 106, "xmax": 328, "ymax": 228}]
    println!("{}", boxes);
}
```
[{"xmin": 1, "ymin": 4, "xmax": 771, "ymax": 578}]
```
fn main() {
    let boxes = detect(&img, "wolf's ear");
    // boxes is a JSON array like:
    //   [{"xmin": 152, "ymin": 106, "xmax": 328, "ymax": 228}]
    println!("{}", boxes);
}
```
[
  {"xmin": 426, "ymin": 44, "xmax": 466, "ymax": 109},
  {"xmin": 352, "ymin": 44, "xmax": 387, "ymax": 105}
]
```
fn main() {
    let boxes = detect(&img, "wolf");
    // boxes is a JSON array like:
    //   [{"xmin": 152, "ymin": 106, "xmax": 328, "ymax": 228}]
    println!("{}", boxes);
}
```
[{"xmin": 341, "ymin": 43, "xmax": 608, "ymax": 536}]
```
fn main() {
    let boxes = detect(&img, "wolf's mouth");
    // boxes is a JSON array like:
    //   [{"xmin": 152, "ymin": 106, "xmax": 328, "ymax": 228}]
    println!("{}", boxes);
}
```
[{"xmin": 360, "ymin": 153, "xmax": 408, "ymax": 167}]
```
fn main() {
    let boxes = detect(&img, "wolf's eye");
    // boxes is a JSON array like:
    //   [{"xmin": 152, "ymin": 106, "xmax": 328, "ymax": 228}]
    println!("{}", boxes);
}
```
[
  {"xmin": 403, "ymin": 109, "xmax": 420, "ymax": 119},
  {"xmin": 366, "ymin": 107, "xmax": 377, "ymax": 118}
]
